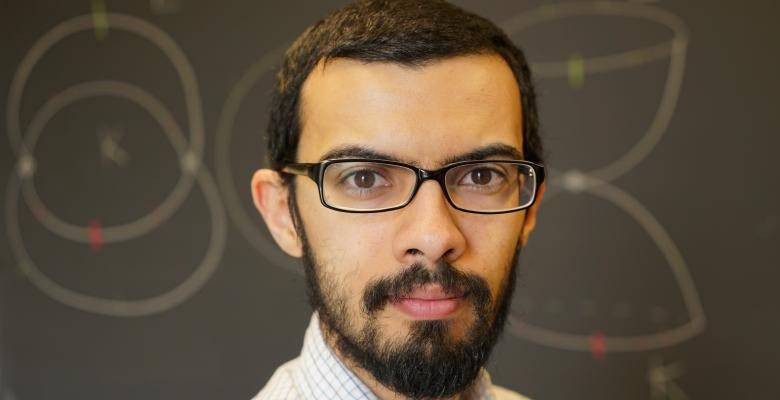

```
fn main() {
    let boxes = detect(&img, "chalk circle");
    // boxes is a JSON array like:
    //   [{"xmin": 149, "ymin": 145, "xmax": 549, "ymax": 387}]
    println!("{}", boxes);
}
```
[
  {"xmin": 4, "ymin": 13, "xmax": 226, "ymax": 316},
  {"xmin": 5, "ymin": 151, "xmax": 228, "ymax": 317},
  {"xmin": 501, "ymin": 1, "xmax": 689, "ymax": 183},
  {"xmin": 509, "ymin": 174, "xmax": 706, "ymax": 352},
  {"xmin": 6, "ymin": 12, "xmax": 205, "ymax": 170},
  {"xmin": 215, "ymin": 47, "xmax": 304, "ymax": 275},
  {"xmin": 19, "ymin": 80, "xmax": 195, "ymax": 243},
  {"xmin": 6, "ymin": 13, "xmax": 206, "ymax": 241}
]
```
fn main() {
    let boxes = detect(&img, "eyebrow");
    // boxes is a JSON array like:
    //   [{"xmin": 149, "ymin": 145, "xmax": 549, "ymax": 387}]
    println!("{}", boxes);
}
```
[
  {"xmin": 440, "ymin": 143, "xmax": 524, "ymax": 164},
  {"xmin": 319, "ymin": 145, "xmax": 409, "ymax": 163},
  {"xmin": 318, "ymin": 143, "xmax": 524, "ymax": 166}
]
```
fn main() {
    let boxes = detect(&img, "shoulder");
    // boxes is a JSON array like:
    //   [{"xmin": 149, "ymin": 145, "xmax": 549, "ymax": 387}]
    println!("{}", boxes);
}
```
[
  {"xmin": 250, "ymin": 359, "xmax": 301, "ymax": 400},
  {"xmin": 492, "ymin": 384, "xmax": 532, "ymax": 400}
]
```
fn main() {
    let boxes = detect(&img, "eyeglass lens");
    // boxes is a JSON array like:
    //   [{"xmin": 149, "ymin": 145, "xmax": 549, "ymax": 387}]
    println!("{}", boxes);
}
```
[{"xmin": 321, "ymin": 161, "xmax": 536, "ymax": 212}]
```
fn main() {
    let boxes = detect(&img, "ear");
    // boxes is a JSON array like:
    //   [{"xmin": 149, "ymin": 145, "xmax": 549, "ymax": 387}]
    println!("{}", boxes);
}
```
[
  {"xmin": 519, "ymin": 182, "xmax": 545, "ymax": 247},
  {"xmin": 251, "ymin": 169, "xmax": 303, "ymax": 258}
]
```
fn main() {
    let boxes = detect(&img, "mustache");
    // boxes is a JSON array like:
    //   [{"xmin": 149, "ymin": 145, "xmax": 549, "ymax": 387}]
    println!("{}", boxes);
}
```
[{"xmin": 362, "ymin": 262, "xmax": 492, "ymax": 314}]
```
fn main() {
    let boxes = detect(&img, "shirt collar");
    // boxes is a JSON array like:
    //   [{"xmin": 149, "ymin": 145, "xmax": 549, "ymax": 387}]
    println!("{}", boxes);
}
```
[{"xmin": 294, "ymin": 313, "xmax": 496, "ymax": 400}]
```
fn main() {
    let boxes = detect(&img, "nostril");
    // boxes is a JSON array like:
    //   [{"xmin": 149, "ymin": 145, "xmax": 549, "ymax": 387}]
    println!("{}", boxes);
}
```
[{"xmin": 407, "ymin": 248, "xmax": 422, "ymax": 256}]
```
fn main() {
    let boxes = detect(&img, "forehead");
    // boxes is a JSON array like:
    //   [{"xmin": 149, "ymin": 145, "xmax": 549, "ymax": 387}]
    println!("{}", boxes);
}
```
[{"xmin": 297, "ymin": 54, "xmax": 523, "ymax": 167}]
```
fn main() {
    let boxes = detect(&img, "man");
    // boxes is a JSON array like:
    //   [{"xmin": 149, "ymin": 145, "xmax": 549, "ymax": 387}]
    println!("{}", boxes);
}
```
[{"xmin": 251, "ymin": 0, "xmax": 545, "ymax": 399}]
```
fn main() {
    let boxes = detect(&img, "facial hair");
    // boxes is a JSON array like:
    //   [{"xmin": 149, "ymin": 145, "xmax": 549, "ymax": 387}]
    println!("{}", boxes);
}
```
[{"xmin": 289, "ymin": 189, "xmax": 520, "ymax": 399}]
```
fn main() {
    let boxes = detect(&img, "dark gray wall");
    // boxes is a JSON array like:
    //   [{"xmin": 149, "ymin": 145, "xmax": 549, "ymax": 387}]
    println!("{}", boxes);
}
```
[{"xmin": 1, "ymin": 1, "xmax": 778, "ymax": 399}]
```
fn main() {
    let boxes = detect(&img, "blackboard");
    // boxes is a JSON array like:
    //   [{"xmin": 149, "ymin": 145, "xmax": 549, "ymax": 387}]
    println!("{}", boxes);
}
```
[{"xmin": 1, "ymin": 1, "xmax": 778, "ymax": 399}]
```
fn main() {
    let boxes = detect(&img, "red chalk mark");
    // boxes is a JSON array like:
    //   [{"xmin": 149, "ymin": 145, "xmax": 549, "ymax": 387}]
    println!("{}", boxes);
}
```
[
  {"xmin": 88, "ymin": 220, "xmax": 104, "ymax": 251},
  {"xmin": 589, "ymin": 331, "xmax": 607, "ymax": 360},
  {"xmin": 150, "ymin": 207, "xmax": 164, "ymax": 226},
  {"xmin": 659, "ymin": 332, "xmax": 671, "ymax": 347},
  {"xmin": 31, "ymin": 206, "xmax": 48, "ymax": 222}
]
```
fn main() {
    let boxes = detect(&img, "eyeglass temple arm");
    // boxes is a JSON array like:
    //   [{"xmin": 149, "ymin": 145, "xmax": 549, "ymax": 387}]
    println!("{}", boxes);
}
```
[
  {"xmin": 535, "ymin": 164, "xmax": 546, "ymax": 185},
  {"xmin": 281, "ymin": 163, "xmax": 321, "ymax": 182}
]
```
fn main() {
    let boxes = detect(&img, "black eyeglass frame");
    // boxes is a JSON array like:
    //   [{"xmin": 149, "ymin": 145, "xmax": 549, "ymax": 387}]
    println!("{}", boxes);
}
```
[{"xmin": 281, "ymin": 158, "xmax": 546, "ymax": 214}]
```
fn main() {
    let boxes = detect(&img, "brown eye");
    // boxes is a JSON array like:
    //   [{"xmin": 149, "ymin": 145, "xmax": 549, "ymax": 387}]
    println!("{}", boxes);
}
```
[
  {"xmin": 469, "ymin": 168, "xmax": 493, "ymax": 185},
  {"xmin": 353, "ymin": 170, "xmax": 376, "ymax": 188}
]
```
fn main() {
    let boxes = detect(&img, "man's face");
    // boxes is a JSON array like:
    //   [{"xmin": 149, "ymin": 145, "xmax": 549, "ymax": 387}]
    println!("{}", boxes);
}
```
[{"xmin": 258, "ymin": 54, "xmax": 541, "ymax": 396}]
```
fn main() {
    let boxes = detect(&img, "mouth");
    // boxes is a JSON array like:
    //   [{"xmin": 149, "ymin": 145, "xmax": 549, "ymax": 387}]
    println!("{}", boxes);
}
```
[{"xmin": 390, "ymin": 284, "xmax": 466, "ymax": 319}]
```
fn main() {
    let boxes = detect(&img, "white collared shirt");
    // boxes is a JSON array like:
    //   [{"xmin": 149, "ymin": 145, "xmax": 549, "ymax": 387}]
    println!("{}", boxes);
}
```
[{"xmin": 252, "ymin": 314, "xmax": 529, "ymax": 400}]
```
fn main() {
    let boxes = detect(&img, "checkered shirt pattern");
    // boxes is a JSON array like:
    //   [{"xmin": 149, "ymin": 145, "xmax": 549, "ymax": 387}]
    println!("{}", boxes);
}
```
[{"xmin": 252, "ymin": 313, "xmax": 529, "ymax": 400}]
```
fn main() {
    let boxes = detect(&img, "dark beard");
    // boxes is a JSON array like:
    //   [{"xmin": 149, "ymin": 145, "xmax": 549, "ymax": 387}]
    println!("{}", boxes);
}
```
[{"xmin": 289, "ymin": 185, "xmax": 519, "ymax": 399}]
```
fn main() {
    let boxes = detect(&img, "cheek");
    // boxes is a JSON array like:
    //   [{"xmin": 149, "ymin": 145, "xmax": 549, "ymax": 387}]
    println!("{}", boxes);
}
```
[
  {"xmin": 299, "ymin": 198, "xmax": 395, "ymax": 309},
  {"xmin": 458, "ymin": 213, "xmax": 525, "ymax": 292}
]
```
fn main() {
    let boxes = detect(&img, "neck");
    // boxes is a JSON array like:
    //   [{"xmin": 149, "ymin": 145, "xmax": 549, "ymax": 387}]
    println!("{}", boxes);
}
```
[{"xmin": 319, "ymin": 319, "xmax": 468, "ymax": 400}]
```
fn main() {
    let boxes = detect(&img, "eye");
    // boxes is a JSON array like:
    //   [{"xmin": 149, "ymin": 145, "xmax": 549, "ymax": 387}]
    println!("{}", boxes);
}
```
[
  {"xmin": 351, "ymin": 170, "xmax": 378, "ymax": 188},
  {"xmin": 459, "ymin": 167, "xmax": 505, "ymax": 186},
  {"xmin": 342, "ymin": 168, "xmax": 390, "ymax": 189}
]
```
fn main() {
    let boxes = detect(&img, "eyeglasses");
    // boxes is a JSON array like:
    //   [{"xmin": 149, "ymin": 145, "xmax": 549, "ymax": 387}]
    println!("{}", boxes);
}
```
[{"xmin": 281, "ymin": 158, "xmax": 545, "ymax": 214}]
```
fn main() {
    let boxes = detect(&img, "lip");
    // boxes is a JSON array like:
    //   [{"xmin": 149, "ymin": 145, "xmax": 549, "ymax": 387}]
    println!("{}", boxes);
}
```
[
  {"xmin": 403, "ymin": 285, "xmax": 463, "ymax": 300},
  {"xmin": 391, "ymin": 285, "xmax": 464, "ymax": 319}
]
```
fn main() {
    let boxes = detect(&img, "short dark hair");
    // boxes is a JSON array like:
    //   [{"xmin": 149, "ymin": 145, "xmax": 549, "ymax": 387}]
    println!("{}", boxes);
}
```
[{"xmin": 267, "ymin": 0, "xmax": 543, "ymax": 177}]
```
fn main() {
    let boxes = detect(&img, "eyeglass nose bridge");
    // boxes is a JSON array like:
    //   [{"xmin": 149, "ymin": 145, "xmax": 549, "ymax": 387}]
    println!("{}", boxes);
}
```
[{"xmin": 406, "ymin": 166, "xmax": 455, "ymax": 209}]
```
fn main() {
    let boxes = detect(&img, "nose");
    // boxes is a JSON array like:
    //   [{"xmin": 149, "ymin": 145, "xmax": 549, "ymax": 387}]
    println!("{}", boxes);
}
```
[{"xmin": 391, "ymin": 180, "xmax": 466, "ymax": 266}]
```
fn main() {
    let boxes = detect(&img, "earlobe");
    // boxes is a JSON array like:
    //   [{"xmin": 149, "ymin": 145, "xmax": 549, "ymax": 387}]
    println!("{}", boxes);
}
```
[
  {"xmin": 519, "ymin": 182, "xmax": 545, "ymax": 247},
  {"xmin": 251, "ymin": 169, "xmax": 303, "ymax": 257}
]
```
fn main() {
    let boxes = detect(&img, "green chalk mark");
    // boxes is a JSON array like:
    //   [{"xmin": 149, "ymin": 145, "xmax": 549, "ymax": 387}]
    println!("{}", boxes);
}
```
[
  {"xmin": 91, "ymin": 0, "xmax": 109, "ymax": 41},
  {"xmin": 567, "ymin": 53, "xmax": 585, "ymax": 88}
]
